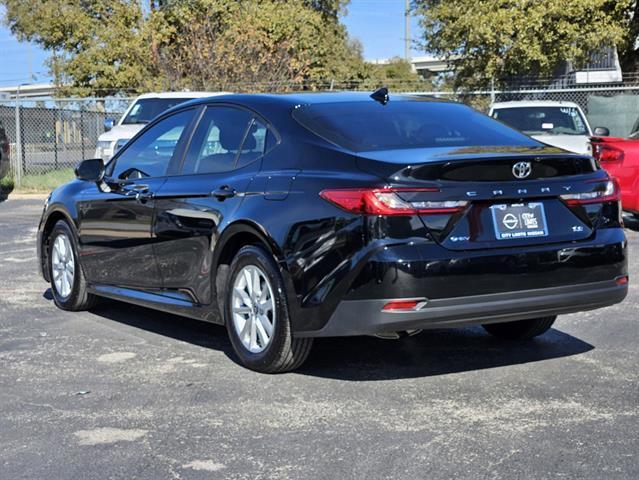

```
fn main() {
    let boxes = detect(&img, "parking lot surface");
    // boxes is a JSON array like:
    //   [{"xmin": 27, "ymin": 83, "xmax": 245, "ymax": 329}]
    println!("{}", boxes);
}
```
[{"xmin": 1, "ymin": 197, "xmax": 638, "ymax": 479}]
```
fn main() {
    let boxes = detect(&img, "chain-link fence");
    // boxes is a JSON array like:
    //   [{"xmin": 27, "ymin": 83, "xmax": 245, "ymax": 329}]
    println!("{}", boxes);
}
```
[
  {"xmin": 408, "ymin": 79, "xmax": 639, "ymax": 136},
  {"xmin": 0, "ymin": 98, "xmax": 132, "ymax": 183},
  {"xmin": 493, "ymin": 76, "xmax": 639, "ymax": 136},
  {"xmin": 2, "ymin": 78, "xmax": 639, "ymax": 185}
]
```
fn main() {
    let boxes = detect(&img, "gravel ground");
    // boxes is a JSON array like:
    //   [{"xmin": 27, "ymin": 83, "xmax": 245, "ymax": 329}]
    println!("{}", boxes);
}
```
[{"xmin": 1, "ymin": 197, "xmax": 638, "ymax": 480}]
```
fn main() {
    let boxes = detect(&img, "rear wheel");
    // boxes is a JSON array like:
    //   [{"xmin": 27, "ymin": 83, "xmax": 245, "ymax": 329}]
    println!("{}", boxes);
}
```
[
  {"xmin": 482, "ymin": 316, "xmax": 556, "ymax": 340},
  {"xmin": 225, "ymin": 245, "xmax": 313, "ymax": 373},
  {"xmin": 47, "ymin": 220, "xmax": 97, "ymax": 311}
]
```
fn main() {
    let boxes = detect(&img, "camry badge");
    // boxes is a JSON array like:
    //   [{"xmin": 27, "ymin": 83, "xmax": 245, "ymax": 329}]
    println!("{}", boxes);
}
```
[{"xmin": 512, "ymin": 161, "xmax": 532, "ymax": 179}]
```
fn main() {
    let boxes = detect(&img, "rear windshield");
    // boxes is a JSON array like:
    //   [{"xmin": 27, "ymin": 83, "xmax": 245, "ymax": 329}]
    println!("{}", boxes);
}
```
[
  {"xmin": 292, "ymin": 100, "xmax": 535, "ymax": 152},
  {"xmin": 492, "ymin": 106, "xmax": 588, "ymax": 136}
]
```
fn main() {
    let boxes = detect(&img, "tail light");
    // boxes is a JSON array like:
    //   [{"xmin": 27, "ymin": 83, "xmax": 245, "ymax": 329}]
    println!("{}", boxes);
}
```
[
  {"xmin": 560, "ymin": 178, "xmax": 620, "ymax": 206},
  {"xmin": 319, "ymin": 188, "xmax": 468, "ymax": 215},
  {"xmin": 593, "ymin": 143, "xmax": 624, "ymax": 165}
]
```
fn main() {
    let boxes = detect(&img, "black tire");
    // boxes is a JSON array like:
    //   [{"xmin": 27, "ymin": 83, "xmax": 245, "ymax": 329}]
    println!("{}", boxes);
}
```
[
  {"xmin": 47, "ymin": 220, "xmax": 98, "ymax": 311},
  {"xmin": 482, "ymin": 316, "xmax": 556, "ymax": 340},
  {"xmin": 225, "ymin": 245, "xmax": 313, "ymax": 373}
]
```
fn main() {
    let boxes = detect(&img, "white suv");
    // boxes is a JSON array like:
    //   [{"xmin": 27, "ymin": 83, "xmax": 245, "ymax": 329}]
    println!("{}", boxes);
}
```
[
  {"xmin": 95, "ymin": 92, "xmax": 227, "ymax": 161},
  {"xmin": 489, "ymin": 101, "xmax": 608, "ymax": 155}
]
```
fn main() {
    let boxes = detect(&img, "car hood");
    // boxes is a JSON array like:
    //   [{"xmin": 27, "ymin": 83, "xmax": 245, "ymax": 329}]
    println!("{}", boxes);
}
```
[
  {"xmin": 529, "ymin": 134, "xmax": 592, "ymax": 155},
  {"xmin": 97, "ymin": 124, "xmax": 144, "ymax": 143}
]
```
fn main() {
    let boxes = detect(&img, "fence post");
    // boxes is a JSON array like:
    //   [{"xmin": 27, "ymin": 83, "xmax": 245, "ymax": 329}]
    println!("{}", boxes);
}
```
[
  {"xmin": 54, "ymin": 108, "xmax": 59, "ymax": 169},
  {"xmin": 79, "ymin": 104, "xmax": 85, "ymax": 160},
  {"xmin": 490, "ymin": 78, "xmax": 496, "ymax": 104},
  {"xmin": 14, "ymin": 94, "xmax": 22, "ymax": 187}
]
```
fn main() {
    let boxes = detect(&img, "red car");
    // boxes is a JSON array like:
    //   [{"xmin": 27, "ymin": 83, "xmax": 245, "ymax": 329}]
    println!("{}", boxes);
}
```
[{"xmin": 592, "ymin": 133, "xmax": 639, "ymax": 218}]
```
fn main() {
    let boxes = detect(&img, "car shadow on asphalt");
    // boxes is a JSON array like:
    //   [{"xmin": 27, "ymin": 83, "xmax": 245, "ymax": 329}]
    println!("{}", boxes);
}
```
[
  {"xmin": 80, "ymin": 297, "xmax": 235, "ymax": 355},
  {"xmin": 300, "ymin": 328, "xmax": 593, "ymax": 380},
  {"xmin": 53, "ymin": 290, "xmax": 594, "ymax": 380}
]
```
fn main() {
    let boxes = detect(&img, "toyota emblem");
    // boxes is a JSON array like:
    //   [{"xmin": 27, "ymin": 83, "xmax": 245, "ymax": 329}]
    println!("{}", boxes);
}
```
[{"xmin": 512, "ymin": 161, "xmax": 532, "ymax": 179}]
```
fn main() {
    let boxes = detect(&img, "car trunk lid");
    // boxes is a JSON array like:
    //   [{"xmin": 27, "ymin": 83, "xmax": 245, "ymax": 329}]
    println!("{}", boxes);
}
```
[{"xmin": 355, "ymin": 146, "xmax": 609, "ymax": 251}]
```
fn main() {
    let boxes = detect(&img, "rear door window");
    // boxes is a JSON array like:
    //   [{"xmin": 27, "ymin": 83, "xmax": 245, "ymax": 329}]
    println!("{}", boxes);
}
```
[
  {"xmin": 182, "ymin": 107, "xmax": 274, "ymax": 174},
  {"xmin": 236, "ymin": 118, "xmax": 275, "ymax": 169}
]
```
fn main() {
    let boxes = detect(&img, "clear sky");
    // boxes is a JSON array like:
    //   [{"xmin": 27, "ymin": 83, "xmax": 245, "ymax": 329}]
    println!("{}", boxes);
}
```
[
  {"xmin": 0, "ymin": 27, "xmax": 49, "ymax": 87},
  {"xmin": 342, "ymin": 0, "xmax": 424, "ymax": 61},
  {"xmin": 0, "ymin": 0, "xmax": 424, "ymax": 87}
]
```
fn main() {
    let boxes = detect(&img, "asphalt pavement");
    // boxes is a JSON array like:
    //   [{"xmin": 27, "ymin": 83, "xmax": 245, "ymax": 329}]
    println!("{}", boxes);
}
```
[{"xmin": 1, "ymin": 197, "xmax": 638, "ymax": 479}]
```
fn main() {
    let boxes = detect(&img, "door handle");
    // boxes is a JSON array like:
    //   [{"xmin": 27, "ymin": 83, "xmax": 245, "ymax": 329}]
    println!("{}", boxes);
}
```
[
  {"xmin": 134, "ymin": 190, "xmax": 154, "ymax": 204},
  {"xmin": 123, "ymin": 184, "xmax": 153, "ymax": 203},
  {"xmin": 211, "ymin": 185, "xmax": 236, "ymax": 200},
  {"xmin": 124, "ymin": 184, "xmax": 149, "ymax": 196}
]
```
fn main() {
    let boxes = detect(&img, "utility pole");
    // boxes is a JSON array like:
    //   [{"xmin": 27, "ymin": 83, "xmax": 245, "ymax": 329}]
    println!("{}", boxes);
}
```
[
  {"xmin": 28, "ymin": 44, "xmax": 33, "ymax": 81},
  {"xmin": 404, "ymin": 0, "xmax": 411, "ymax": 61}
]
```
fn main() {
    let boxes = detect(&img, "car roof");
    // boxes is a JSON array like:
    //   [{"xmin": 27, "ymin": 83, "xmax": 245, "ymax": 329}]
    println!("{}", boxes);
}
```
[
  {"xmin": 155, "ymin": 91, "xmax": 466, "ymax": 129},
  {"xmin": 491, "ymin": 100, "xmax": 581, "ymax": 109},
  {"xmin": 171, "ymin": 91, "xmax": 455, "ymax": 111},
  {"xmin": 134, "ymin": 91, "xmax": 229, "ymax": 100}
]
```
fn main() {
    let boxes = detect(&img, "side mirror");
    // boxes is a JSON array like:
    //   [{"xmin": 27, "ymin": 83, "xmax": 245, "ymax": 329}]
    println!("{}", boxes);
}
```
[
  {"xmin": 75, "ymin": 158, "xmax": 105, "ymax": 183},
  {"xmin": 103, "ymin": 118, "xmax": 115, "ymax": 132},
  {"xmin": 593, "ymin": 126, "xmax": 610, "ymax": 137}
]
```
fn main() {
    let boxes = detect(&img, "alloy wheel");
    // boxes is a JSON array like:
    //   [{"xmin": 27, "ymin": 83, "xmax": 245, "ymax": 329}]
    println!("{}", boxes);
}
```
[
  {"xmin": 231, "ymin": 265, "xmax": 276, "ymax": 353},
  {"xmin": 51, "ymin": 233, "xmax": 75, "ymax": 299}
]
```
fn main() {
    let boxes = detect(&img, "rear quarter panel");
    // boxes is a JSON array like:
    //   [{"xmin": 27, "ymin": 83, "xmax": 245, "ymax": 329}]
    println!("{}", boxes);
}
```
[{"xmin": 596, "ymin": 137, "xmax": 639, "ymax": 212}]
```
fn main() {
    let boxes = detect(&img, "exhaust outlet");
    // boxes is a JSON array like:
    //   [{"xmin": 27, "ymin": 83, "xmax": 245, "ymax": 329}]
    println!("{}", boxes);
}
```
[{"xmin": 373, "ymin": 329, "xmax": 423, "ymax": 340}]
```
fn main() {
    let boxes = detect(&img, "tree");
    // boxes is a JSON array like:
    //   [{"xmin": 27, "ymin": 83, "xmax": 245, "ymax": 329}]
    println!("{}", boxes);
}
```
[
  {"xmin": 303, "ymin": 0, "xmax": 350, "ymax": 20},
  {"xmin": 1, "ymin": 0, "xmax": 159, "ymax": 96},
  {"xmin": 151, "ymin": 0, "xmax": 305, "ymax": 91},
  {"xmin": 1, "ymin": 0, "xmax": 368, "ymax": 95},
  {"xmin": 151, "ymin": 0, "xmax": 366, "ymax": 92},
  {"xmin": 366, "ymin": 57, "xmax": 425, "ymax": 91},
  {"xmin": 413, "ymin": 0, "xmax": 636, "ymax": 89},
  {"xmin": 619, "ymin": 2, "xmax": 639, "ymax": 71}
]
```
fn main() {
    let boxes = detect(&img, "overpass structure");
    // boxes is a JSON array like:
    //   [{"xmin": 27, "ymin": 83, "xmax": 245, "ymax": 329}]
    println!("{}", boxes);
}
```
[{"xmin": 0, "ymin": 83, "xmax": 57, "ymax": 99}]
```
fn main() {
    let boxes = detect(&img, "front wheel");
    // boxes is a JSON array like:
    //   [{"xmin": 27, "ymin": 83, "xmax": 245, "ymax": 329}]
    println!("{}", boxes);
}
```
[
  {"xmin": 482, "ymin": 316, "xmax": 556, "ymax": 340},
  {"xmin": 47, "ymin": 220, "xmax": 97, "ymax": 311},
  {"xmin": 225, "ymin": 245, "xmax": 313, "ymax": 373}
]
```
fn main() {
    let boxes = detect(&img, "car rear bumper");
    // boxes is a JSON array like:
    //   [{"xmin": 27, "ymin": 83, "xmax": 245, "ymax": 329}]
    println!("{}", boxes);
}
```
[
  {"xmin": 292, "ymin": 227, "xmax": 628, "ymax": 336},
  {"xmin": 297, "ymin": 279, "xmax": 628, "ymax": 337}
]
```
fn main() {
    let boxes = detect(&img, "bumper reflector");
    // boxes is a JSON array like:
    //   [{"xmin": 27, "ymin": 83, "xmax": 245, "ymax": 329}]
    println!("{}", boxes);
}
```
[
  {"xmin": 616, "ymin": 276, "xmax": 629, "ymax": 286},
  {"xmin": 381, "ymin": 298, "xmax": 428, "ymax": 312}
]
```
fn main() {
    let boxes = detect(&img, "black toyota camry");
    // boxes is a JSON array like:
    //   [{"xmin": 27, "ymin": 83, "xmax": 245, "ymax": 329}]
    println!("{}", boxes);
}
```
[{"xmin": 37, "ymin": 91, "xmax": 628, "ymax": 372}]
